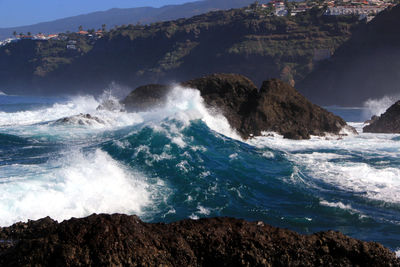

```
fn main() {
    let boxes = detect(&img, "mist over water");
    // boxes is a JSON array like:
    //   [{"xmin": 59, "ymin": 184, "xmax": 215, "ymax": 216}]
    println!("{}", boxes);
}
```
[{"xmin": 0, "ymin": 87, "xmax": 399, "ymax": 252}]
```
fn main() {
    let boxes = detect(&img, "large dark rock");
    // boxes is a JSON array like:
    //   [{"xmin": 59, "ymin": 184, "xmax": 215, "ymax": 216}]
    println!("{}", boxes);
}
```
[
  {"xmin": 123, "ymin": 73, "xmax": 356, "ymax": 139},
  {"xmin": 0, "ymin": 214, "xmax": 398, "ymax": 266},
  {"xmin": 121, "ymin": 84, "xmax": 171, "ymax": 112},
  {"xmin": 363, "ymin": 100, "xmax": 400, "ymax": 133}
]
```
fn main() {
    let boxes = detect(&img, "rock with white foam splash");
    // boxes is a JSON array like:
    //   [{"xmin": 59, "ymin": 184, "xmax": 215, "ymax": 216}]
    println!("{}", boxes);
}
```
[
  {"xmin": 54, "ymin": 113, "xmax": 105, "ymax": 126},
  {"xmin": 96, "ymin": 99, "xmax": 124, "ymax": 112},
  {"xmin": 122, "ymin": 74, "xmax": 356, "ymax": 139},
  {"xmin": 363, "ymin": 101, "xmax": 400, "ymax": 133}
]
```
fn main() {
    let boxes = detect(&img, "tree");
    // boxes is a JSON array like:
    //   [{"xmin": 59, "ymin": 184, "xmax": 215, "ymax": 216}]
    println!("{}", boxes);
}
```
[
  {"xmin": 101, "ymin": 24, "xmax": 106, "ymax": 32},
  {"xmin": 27, "ymin": 32, "xmax": 31, "ymax": 36},
  {"xmin": 78, "ymin": 25, "xmax": 83, "ymax": 32},
  {"xmin": 12, "ymin": 31, "xmax": 17, "ymax": 37}
]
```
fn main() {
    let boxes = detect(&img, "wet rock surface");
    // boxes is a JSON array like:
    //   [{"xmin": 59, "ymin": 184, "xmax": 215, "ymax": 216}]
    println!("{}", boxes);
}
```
[
  {"xmin": 121, "ymin": 84, "xmax": 171, "ymax": 112},
  {"xmin": 123, "ymin": 73, "xmax": 356, "ymax": 139},
  {"xmin": 363, "ymin": 101, "xmax": 400, "ymax": 133},
  {"xmin": 54, "ymin": 113, "xmax": 105, "ymax": 126},
  {"xmin": 0, "ymin": 214, "xmax": 398, "ymax": 267}
]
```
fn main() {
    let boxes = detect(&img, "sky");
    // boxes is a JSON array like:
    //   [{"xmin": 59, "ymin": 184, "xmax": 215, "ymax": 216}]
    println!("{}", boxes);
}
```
[{"xmin": 0, "ymin": 0, "xmax": 199, "ymax": 28}]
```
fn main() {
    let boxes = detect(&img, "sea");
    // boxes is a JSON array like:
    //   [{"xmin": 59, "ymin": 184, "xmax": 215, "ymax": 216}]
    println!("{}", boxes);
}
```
[{"xmin": 0, "ymin": 87, "xmax": 399, "ymax": 255}]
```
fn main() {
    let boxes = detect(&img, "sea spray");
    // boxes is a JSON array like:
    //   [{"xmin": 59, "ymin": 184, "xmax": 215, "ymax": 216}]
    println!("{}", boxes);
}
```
[
  {"xmin": 363, "ymin": 94, "xmax": 400, "ymax": 119},
  {"xmin": 0, "ymin": 149, "xmax": 151, "ymax": 226}
]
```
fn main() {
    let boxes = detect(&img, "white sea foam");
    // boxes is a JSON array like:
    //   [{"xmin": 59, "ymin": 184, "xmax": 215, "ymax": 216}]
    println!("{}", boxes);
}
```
[
  {"xmin": 0, "ymin": 149, "xmax": 151, "ymax": 226},
  {"xmin": 363, "ymin": 95, "xmax": 400, "ymax": 118},
  {"xmin": 249, "ymin": 124, "xmax": 400, "ymax": 156},
  {"xmin": 289, "ymin": 152, "xmax": 400, "ymax": 204},
  {"xmin": 248, "ymin": 123, "xmax": 400, "ymax": 205},
  {"xmin": 161, "ymin": 86, "xmax": 242, "ymax": 140},
  {"xmin": 0, "ymin": 95, "xmax": 99, "ymax": 126},
  {"xmin": 396, "ymin": 249, "xmax": 400, "ymax": 258},
  {"xmin": 320, "ymin": 200, "xmax": 354, "ymax": 212}
]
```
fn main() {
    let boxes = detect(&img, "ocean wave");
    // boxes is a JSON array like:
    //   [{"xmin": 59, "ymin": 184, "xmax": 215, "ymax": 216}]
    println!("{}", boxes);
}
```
[
  {"xmin": 289, "ymin": 152, "xmax": 400, "ymax": 204},
  {"xmin": 0, "ymin": 149, "xmax": 151, "ymax": 226}
]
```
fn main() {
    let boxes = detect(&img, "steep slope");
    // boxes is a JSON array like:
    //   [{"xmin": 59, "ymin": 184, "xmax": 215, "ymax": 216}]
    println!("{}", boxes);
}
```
[
  {"xmin": 0, "ymin": 0, "xmax": 256, "ymax": 40},
  {"xmin": 298, "ymin": 4, "xmax": 400, "ymax": 106},
  {"xmin": 0, "ymin": 8, "xmax": 360, "ymax": 95},
  {"xmin": 123, "ymin": 74, "xmax": 355, "ymax": 139},
  {"xmin": 0, "ymin": 214, "xmax": 398, "ymax": 266}
]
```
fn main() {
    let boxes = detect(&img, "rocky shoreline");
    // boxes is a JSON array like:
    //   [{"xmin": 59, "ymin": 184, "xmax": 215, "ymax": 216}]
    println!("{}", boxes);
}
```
[
  {"xmin": 0, "ymin": 214, "xmax": 398, "ymax": 266},
  {"xmin": 364, "ymin": 100, "xmax": 400, "ymax": 133},
  {"xmin": 123, "ymin": 73, "xmax": 356, "ymax": 140}
]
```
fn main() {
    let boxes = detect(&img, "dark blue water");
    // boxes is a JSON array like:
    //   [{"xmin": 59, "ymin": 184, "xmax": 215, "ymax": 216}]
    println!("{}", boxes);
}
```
[{"xmin": 0, "ymin": 92, "xmax": 399, "ymax": 253}]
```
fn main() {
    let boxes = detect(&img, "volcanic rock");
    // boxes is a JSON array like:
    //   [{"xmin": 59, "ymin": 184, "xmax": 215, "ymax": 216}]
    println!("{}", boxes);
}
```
[
  {"xmin": 54, "ymin": 113, "xmax": 105, "ymax": 126},
  {"xmin": 364, "ymin": 115, "xmax": 379, "ymax": 125},
  {"xmin": 0, "ymin": 214, "xmax": 398, "ymax": 267},
  {"xmin": 123, "ymin": 73, "xmax": 356, "ymax": 139},
  {"xmin": 121, "ymin": 84, "xmax": 171, "ymax": 112},
  {"xmin": 363, "ymin": 100, "xmax": 400, "ymax": 133}
]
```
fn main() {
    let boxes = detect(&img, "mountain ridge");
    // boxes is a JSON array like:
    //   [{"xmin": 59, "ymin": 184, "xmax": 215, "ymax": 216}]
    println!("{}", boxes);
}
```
[
  {"xmin": 0, "ymin": 7, "xmax": 361, "ymax": 96},
  {"xmin": 0, "ymin": 0, "xmax": 257, "ymax": 40}
]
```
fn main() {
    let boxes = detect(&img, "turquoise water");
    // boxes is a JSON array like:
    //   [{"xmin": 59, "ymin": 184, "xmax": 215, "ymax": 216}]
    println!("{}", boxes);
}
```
[{"xmin": 0, "ymin": 90, "xmax": 399, "ymax": 253}]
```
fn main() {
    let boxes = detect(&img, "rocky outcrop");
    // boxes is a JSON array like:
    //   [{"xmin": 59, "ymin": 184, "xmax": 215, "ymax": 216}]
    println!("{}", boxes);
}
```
[
  {"xmin": 363, "ymin": 100, "xmax": 400, "ymax": 133},
  {"xmin": 123, "ymin": 73, "xmax": 356, "ymax": 139},
  {"xmin": 0, "ymin": 214, "xmax": 398, "ymax": 266},
  {"xmin": 54, "ymin": 113, "xmax": 105, "ymax": 126},
  {"xmin": 121, "ymin": 84, "xmax": 171, "ymax": 112}
]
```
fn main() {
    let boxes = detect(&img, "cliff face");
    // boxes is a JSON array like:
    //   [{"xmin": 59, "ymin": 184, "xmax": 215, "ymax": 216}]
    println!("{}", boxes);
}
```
[
  {"xmin": 298, "ymin": 5, "xmax": 400, "ymax": 106},
  {"xmin": 0, "ymin": 214, "xmax": 398, "ymax": 267},
  {"xmin": 363, "ymin": 100, "xmax": 400, "ymax": 133},
  {"xmin": 123, "ymin": 73, "xmax": 355, "ymax": 139},
  {"xmin": 0, "ymin": 8, "xmax": 360, "ymax": 95}
]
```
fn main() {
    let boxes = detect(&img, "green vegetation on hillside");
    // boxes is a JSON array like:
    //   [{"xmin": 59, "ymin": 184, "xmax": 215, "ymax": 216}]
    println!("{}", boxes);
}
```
[{"xmin": 0, "ymin": 6, "xmax": 362, "ymax": 94}]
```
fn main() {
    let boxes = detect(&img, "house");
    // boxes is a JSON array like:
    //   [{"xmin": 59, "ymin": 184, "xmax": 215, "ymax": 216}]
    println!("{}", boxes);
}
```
[
  {"xmin": 47, "ymin": 34, "xmax": 59, "ymax": 39},
  {"xmin": 67, "ymin": 44, "xmax": 77, "ymax": 50}
]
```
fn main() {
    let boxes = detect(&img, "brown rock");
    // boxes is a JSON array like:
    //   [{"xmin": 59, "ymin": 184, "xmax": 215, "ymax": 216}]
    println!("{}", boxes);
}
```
[
  {"xmin": 363, "ymin": 101, "xmax": 400, "ymax": 133},
  {"xmin": 121, "ymin": 84, "xmax": 171, "ymax": 112},
  {"xmin": 183, "ymin": 74, "xmax": 356, "ymax": 139},
  {"xmin": 0, "ymin": 214, "xmax": 398, "ymax": 267},
  {"xmin": 123, "ymin": 73, "xmax": 356, "ymax": 139}
]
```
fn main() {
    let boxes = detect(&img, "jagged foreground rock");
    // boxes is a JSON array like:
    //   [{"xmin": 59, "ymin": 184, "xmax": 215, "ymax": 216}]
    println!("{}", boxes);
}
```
[
  {"xmin": 0, "ymin": 214, "xmax": 398, "ymax": 266},
  {"xmin": 123, "ymin": 73, "xmax": 356, "ymax": 139},
  {"xmin": 363, "ymin": 100, "xmax": 400, "ymax": 133}
]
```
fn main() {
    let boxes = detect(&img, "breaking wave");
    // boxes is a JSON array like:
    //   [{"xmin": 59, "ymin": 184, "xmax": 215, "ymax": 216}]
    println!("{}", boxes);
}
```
[{"xmin": 0, "ymin": 87, "xmax": 399, "ymax": 251}]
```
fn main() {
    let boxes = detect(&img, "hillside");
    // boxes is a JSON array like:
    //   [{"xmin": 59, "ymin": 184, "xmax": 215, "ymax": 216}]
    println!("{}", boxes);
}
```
[
  {"xmin": 0, "ymin": 0, "xmax": 257, "ymax": 40},
  {"xmin": 0, "ymin": 7, "xmax": 361, "ymax": 95},
  {"xmin": 298, "ymin": 4, "xmax": 400, "ymax": 106}
]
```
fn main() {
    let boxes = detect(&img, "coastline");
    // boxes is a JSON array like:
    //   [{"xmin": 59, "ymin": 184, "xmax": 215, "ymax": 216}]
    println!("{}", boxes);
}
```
[{"xmin": 0, "ymin": 213, "xmax": 398, "ymax": 266}]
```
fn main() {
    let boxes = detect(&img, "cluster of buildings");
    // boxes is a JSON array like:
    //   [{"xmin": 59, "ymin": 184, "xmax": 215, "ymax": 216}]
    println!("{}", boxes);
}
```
[
  {"xmin": 0, "ymin": 30, "xmax": 104, "ymax": 48},
  {"xmin": 324, "ymin": 0, "xmax": 393, "ymax": 21},
  {"xmin": 248, "ymin": 0, "xmax": 397, "ymax": 20}
]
